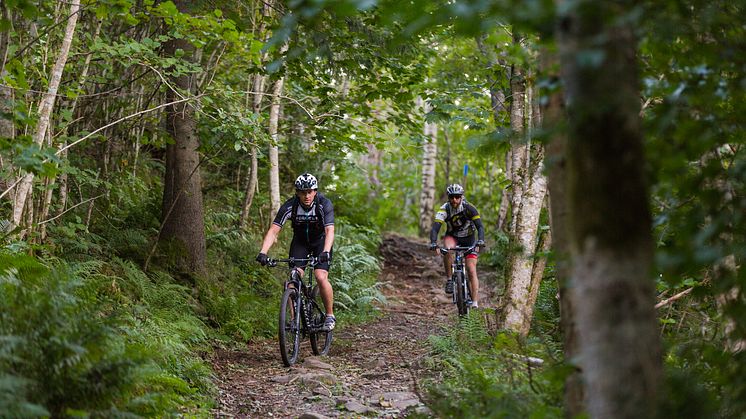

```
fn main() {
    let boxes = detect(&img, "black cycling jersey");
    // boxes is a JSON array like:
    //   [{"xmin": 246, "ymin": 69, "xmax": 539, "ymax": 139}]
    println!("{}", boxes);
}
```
[
  {"xmin": 430, "ymin": 199, "xmax": 485, "ymax": 244},
  {"xmin": 273, "ymin": 193, "xmax": 335, "ymax": 243}
]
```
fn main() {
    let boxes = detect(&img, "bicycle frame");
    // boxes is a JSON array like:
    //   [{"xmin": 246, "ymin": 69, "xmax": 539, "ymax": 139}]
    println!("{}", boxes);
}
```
[
  {"xmin": 439, "ymin": 245, "xmax": 476, "ymax": 316},
  {"xmin": 269, "ymin": 256, "xmax": 321, "ymax": 335},
  {"xmin": 268, "ymin": 255, "xmax": 332, "ymax": 366}
]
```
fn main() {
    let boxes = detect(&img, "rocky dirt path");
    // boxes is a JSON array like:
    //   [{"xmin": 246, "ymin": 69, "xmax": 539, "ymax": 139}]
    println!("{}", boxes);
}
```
[{"xmin": 210, "ymin": 233, "xmax": 496, "ymax": 418}]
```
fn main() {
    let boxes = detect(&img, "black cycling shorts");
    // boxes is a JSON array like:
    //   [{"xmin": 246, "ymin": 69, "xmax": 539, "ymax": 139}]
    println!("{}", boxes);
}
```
[{"xmin": 289, "ymin": 236, "xmax": 332, "ymax": 271}]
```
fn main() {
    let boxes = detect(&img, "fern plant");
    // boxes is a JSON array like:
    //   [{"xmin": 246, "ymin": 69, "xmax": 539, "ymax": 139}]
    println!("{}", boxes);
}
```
[
  {"xmin": 424, "ymin": 316, "xmax": 563, "ymax": 418},
  {"xmin": 0, "ymin": 252, "xmax": 212, "ymax": 416},
  {"xmin": 330, "ymin": 222, "xmax": 386, "ymax": 319}
]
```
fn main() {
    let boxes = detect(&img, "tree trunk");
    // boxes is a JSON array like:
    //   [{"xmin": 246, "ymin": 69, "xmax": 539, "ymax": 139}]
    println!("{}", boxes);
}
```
[
  {"xmin": 11, "ymin": 0, "xmax": 80, "ymax": 230},
  {"xmin": 238, "ymin": 72, "xmax": 264, "ymax": 229},
  {"xmin": 499, "ymin": 156, "xmax": 548, "ymax": 336},
  {"xmin": 543, "ymin": 48, "xmax": 584, "ymax": 416},
  {"xmin": 365, "ymin": 143, "xmax": 383, "ymax": 202},
  {"xmin": 238, "ymin": 1, "xmax": 272, "ymax": 230},
  {"xmin": 41, "ymin": 17, "xmax": 103, "ymax": 237},
  {"xmin": 497, "ymin": 30, "xmax": 550, "ymax": 336},
  {"xmin": 558, "ymin": 1, "xmax": 661, "ymax": 416},
  {"xmin": 0, "ymin": 99, "xmax": 12, "ymax": 200},
  {"xmin": 0, "ymin": 2, "xmax": 13, "ymax": 155},
  {"xmin": 528, "ymin": 224, "xmax": 552, "ymax": 310},
  {"xmin": 496, "ymin": 152, "xmax": 511, "ymax": 231},
  {"xmin": 268, "ymin": 75, "xmax": 284, "ymax": 217},
  {"xmin": 507, "ymin": 32, "xmax": 528, "ymax": 237},
  {"xmin": 161, "ymin": 0, "xmax": 206, "ymax": 274},
  {"xmin": 418, "ymin": 100, "xmax": 437, "ymax": 237}
]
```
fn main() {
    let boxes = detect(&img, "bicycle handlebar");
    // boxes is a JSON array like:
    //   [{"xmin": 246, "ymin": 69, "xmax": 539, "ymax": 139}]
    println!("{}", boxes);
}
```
[
  {"xmin": 438, "ymin": 245, "xmax": 482, "ymax": 255},
  {"xmin": 267, "ymin": 256, "xmax": 318, "ymax": 267}
]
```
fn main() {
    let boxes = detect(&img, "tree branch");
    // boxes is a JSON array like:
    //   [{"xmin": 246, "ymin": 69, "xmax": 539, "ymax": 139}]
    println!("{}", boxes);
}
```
[
  {"xmin": 655, "ymin": 287, "xmax": 693, "ymax": 309},
  {"xmin": 0, "ymin": 94, "xmax": 205, "ymax": 201},
  {"xmin": 56, "ymin": 93, "xmax": 205, "ymax": 156},
  {"xmin": 37, "ymin": 193, "xmax": 104, "ymax": 225}
]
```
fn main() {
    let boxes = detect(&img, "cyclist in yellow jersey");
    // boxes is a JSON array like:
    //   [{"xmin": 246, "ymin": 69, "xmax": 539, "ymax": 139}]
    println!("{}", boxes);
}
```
[{"xmin": 429, "ymin": 184, "xmax": 485, "ymax": 308}]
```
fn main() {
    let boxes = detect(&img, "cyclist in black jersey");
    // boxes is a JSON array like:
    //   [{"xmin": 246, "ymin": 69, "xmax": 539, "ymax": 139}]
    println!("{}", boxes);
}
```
[
  {"xmin": 429, "ymin": 183, "xmax": 485, "ymax": 308},
  {"xmin": 256, "ymin": 173, "xmax": 337, "ymax": 331}
]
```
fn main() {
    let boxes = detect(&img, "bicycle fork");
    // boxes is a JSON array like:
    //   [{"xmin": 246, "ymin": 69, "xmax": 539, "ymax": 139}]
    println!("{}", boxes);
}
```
[{"xmin": 451, "ymin": 263, "xmax": 472, "ymax": 305}]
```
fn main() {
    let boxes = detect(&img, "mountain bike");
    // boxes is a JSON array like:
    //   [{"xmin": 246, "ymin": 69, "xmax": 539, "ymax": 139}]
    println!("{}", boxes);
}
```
[
  {"xmin": 439, "ymin": 245, "xmax": 478, "ymax": 316},
  {"xmin": 268, "ymin": 255, "xmax": 332, "ymax": 366}
]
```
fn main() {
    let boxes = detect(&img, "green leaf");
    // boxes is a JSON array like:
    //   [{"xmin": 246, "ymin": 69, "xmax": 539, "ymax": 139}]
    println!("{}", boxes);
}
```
[{"xmin": 156, "ymin": 1, "xmax": 179, "ymax": 17}]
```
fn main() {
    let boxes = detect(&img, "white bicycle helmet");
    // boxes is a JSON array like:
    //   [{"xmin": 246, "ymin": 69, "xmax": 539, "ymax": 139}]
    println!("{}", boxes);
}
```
[
  {"xmin": 294, "ymin": 173, "xmax": 318, "ymax": 190},
  {"xmin": 446, "ymin": 183, "xmax": 464, "ymax": 196}
]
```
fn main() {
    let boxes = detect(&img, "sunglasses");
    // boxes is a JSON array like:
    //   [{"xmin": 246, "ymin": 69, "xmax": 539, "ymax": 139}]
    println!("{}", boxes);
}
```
[{"xmin": 448, "ymin": 195, "xmax": 463, "ymax": 199}]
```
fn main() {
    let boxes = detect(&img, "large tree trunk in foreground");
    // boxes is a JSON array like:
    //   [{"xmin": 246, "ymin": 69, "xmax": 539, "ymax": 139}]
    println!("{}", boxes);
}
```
[
  {"xmin": 558, "ymin": 1, "xmax": 661, "ymax": 417},
  {"xmin": 161, "ymin": 0, "xmax": 206, "ymax": 274},
  {"xmin": 543, "ymin": 51, "xmax": 584, "ymax": 417},
  {"xmin": 11, "ymin": 0, "xmax": 80, "ymax": 230}
]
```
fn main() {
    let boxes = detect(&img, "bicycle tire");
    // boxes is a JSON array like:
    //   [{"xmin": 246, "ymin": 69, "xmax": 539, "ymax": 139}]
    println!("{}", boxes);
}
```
[
  {"xmin": 309, "ymin": 286, "xmax": 332, "ymax": 355},
  {"xmin": 455, "ymin": 271, "xmax": 469, "ymax": 316},
  {"xmin": 279, "ymin": 288, "xmax": 301, "ymax": 366}
]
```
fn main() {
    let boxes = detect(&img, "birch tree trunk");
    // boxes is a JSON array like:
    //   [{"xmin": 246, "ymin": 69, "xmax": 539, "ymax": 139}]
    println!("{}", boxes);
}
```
[
  {"xmin": 0, "ymin": 2, "xmax": 13, "ymax": 152},
  {"xmin": 238, "ymin": 0, "xmax": 271, "ymax": 230},
  {"xmin": 11, "ymin": 0, "xmax": 80, "ymax": 230},
  {"xmin": 418, "ymin": 100, "xmax": 437, "ymax": 237},
  {"xmin": 496, "ymin": 31, "xmax": 549, "ymax": 336},
  {"xmin": 507, "ymin": 33, "xmax": 528, "ymax": 237},
  {"xmin": 496, "ymin": 152, "xmax": 511, "ymax": 231},
  {"xmin": 39, "ymin": 17, "xmax": 103, "ymax": 239},
  {"xmin": 558, "ymin": 0, "xmax": 661, "ymax": 416},
  {"xmin": 239, "ymin": 73, "xmax": 264, "ymax": 229},
  {"xmin": 161, "ymin": 0, "xmax": 206, "ymax": 274},
  {"xmin": 0, "ymin": 4, "xmax": 13, "ymax": 198},
  {"xmin": 499, "ymin": 156, "xmax": 548, "ymax": 335},
  {"xmin": 365, "ymin": 143, "xmax": 382, "ymax": 201},
  {"xmin": 268, "ymin": 75, "xmax": 284, "ymax": 217}
]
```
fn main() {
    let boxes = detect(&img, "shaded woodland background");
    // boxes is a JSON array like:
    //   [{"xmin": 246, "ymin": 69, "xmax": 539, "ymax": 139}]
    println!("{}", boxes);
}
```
[{"xmin": 0, "ymin": 0, "xmax": 743, "ymax": 417}]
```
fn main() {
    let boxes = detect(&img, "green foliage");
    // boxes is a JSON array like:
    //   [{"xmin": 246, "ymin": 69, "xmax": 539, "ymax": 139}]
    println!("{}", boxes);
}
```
[
  {"xmin": 330, "ymin": 221, "xmax": 385, "ymax": 319},
  {"xmin": 529, "ymin": 278, "xmax": 561, "ymax": 347},
  {"xmin": 424, "ymin": 316, "xmax": 563, "ymax": 418},
  {"xmin": 0, "ymin": 252, "xmax": 210, "ymax": 416},
  {"xmin": 639, "ymin": 1, "xmax": 746, "ymax": 414}
]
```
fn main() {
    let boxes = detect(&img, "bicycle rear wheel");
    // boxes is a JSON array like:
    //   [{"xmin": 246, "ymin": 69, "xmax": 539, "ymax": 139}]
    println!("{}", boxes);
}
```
[
  {"xmin": 455, "ymin": 272, "xmax": 469, "ymax": 316},
  {"xmin": 279, "ymin": 288, "xmax": 301, "ymax": 366},
  {"xmin": 309, "ymin": 286, "xmax": 332, "ymax": 355}
]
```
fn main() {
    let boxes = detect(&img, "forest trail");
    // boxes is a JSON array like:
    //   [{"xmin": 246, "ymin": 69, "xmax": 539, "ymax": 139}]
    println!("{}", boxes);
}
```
[{"xmin": 210, "ymin": 233, "xmax": 498, "ymax": 418}]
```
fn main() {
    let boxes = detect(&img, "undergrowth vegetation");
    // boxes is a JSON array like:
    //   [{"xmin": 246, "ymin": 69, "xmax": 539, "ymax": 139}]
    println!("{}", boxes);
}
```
[
  {"xmin": 421, "ymin": 311, "xmax": 563, "ymax": 418},
  {"xmin": 0, "ymin": 180, "xmax": 385, "ymax": 416},
  {"xmin": 0, "ymin": 253, "xmax": 211, "ymax": 417}
]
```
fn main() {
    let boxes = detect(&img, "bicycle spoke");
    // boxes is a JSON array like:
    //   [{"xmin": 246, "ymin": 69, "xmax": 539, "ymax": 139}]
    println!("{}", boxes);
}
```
[{"xmin": 279, "ymin": 288, "xmax": 300, "ymax": 366}]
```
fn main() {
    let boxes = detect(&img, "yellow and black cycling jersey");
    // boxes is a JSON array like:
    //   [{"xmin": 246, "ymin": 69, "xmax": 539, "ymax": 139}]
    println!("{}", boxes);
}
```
[{"xmin": 431, "ymin": 199, "xmax": 484, "ymax": 242}]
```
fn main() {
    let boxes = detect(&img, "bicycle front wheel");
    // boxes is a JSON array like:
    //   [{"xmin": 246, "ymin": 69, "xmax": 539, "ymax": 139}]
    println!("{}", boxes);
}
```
[
  {"xmin": 455, "ymin": 272, "xmax": 469, "ymax": 316},
  {"xmin": 309, "ymin": 286, "xmax": 332, "ymax": 355},
  {"xmin": 279, "ymin": 288, "xmax": 301, "ymax": 366}
]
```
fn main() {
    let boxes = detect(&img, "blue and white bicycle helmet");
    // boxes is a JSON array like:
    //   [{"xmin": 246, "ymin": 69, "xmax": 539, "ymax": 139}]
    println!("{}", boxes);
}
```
[{"xmin": 294, "ymin": 173, "xmax": 318, "ymax": 191}]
